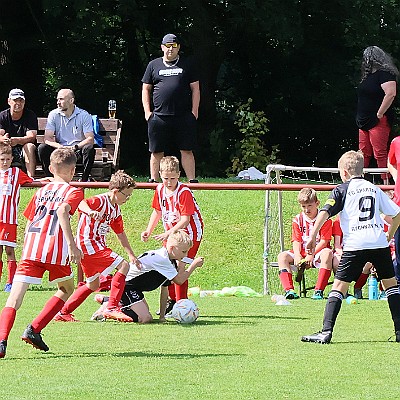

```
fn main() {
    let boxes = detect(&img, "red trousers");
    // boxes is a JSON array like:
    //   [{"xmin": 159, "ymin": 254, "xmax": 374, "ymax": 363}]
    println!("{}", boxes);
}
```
[{"xmin": 358, "ymin": 116, "xmax": 390, "ymax": 181}]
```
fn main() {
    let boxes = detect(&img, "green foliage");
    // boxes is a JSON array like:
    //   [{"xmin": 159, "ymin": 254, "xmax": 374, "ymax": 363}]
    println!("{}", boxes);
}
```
[{"xmin": 228, "ymin": 99, "xmax": 279, "ymax": 175}]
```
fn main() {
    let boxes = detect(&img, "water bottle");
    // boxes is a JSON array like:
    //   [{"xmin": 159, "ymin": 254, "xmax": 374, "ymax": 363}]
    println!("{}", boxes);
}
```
[
  {"xmin": 368, "ymin": 272, "xmax": 378, "ymax": 300},
  {"xmin": 346, "ymin": 295, "xmax": 357, "ymax": 305}
]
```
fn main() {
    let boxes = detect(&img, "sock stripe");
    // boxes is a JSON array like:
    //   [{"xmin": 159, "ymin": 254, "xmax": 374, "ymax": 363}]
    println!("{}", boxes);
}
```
[
  {"xmin": 328, "ymin": 290, "xmax": 344, "ymax": 300},
  {"xmin": 386, "ymin": 286, "xmax": 400, "ymax": 297}
]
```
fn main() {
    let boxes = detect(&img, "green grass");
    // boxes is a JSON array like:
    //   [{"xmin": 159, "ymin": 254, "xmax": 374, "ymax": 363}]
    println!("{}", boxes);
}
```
[
  {"xmin": 1, "ymin": 291, "xmax": 400, "ymax": 399},
  {"xmin": 3, "ymin": 185, "xmax": 400, "ymax": 399}
]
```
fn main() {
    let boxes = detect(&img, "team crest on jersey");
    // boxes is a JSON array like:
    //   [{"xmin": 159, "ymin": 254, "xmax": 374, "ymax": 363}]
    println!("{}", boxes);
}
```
[{"xmin": 163, "ymin": 210, "xmax": 180, "ymax": 224}]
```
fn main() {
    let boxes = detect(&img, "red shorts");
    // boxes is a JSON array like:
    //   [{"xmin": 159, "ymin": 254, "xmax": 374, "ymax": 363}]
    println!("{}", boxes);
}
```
[
  {"xmin": 0, "ymin": 222, "xmax": 17, "ymax": 247},
  {"xmin": 14, "ymin": 259, "xmax": 73, "ymax": 284},
  {"xmin": 80, "ymin": 248, "xmax": 124, "ymax": 282}
]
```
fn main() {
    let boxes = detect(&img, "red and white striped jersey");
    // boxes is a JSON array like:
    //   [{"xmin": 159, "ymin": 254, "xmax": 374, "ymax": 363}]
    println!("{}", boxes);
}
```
[
  {"xmin": 291, "ymin": 212, "xmax": 332, "ymax": 258},
  {"xmin": 77, "ymin": 193, "xmax": 124, "ymax": 255},
  {"xmin": 22, "ymin": 182, "xmax": 83, "ymax": 265},
  {"xmin": 152, "ymin": 182, "xmax": 203, "ymax": 241},
  {"xmin": 0, "ymin": 167, "xmax": 32, "ymax": 225}
]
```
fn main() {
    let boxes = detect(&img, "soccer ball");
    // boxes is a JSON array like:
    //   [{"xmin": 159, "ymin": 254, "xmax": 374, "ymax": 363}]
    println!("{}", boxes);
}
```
[{"xmin": 170, "ymin": 299, "xmax": 199, "ymax": 324}]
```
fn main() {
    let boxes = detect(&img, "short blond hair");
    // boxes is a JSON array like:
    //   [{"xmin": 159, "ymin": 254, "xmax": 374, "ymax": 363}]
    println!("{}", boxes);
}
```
[
  {"xmin": 109, "ymin": 170, "xmax": 136, "ymax": 191},
  {"xmin": 167, "ymin": 229, "xmax": 193, "ymax": 249},
  {"xmin": 0, "ymin": 143, "xmax": 12, "ymax": 156},
  {"xmin": 297, "ymin": 188, "xmax": 318, "ymax": 204},
  {"xmin": 338, "ymin": 150, "xmax": 364, "ymax": 177},
  {"xmin": 50, "ymin": 148, "xmax": 77, "ymax": 171},
  {"xmin": 159, "ymin": 156, "xmax": 180, "ymax": 174}
]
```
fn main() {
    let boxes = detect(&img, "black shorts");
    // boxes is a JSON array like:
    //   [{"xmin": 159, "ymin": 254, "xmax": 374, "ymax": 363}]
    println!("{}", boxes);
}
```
[
  {"xmin": 147, "ymin": 112, "xmax": 197, "ymax": 153},
  {"xmin": 121, "ymin": 287, "xmax": 145, "ymax": 307},
  {"xmin": 336, "ymin": 247, "xmax": 395, "ymax": 282}
]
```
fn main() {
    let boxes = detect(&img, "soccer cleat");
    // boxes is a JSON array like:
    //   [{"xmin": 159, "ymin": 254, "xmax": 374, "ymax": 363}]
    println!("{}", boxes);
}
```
[
  {"xmin": 0, "ymin": 340, "xmax": 7, "ymax": 358},
  {"xmin": 354, "ymin": 288, "xmax": 363, "ymax": 299},
  {"xmin": 21, "ymin": 324, "xmax": 49, "ymax": 351},
  {"xmin": 311, "ymin": 290, "xmax": 324, "ymax": 300},
  {"xmin": 165, "ymin": 299, "xmax": 176, "ymax": 314},
  {"xmin": 53, "ymin": 312, "xmax": 79, "ymax": 322},
  {"xmin": 301, "ymin": 331, "xmax": 332, "ymax": 344},
  {"xmin": 285, "ymin": 290, "xmax": 299, "ymax": 300},
  {"xmin": 4, "ymin": 283, "xmax": 12, "ymax": 292},
  {"xmin": 91, "ymin": 303, "xmax": 107, "ymax": 321},
  {"xmin": 103, "ymin": 307, "xmax": 133, "ymax": 322}
]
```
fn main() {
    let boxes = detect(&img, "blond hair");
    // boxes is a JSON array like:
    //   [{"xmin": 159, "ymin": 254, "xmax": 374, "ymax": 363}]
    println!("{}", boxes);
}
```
[
  {"xmin": 297, "ymin": 188, "xmax": 318, "ymax": 203},
  {"xmin": 338, "ymin": 150, "xmax": 364, "ymax": 177},
  {"xmin": 109, "ymin": 170, "xmax": 136, "ymax": 191},
  {"xmin": 0, "ymin": 143, "xmax": 12, "ymax": 156},
  {"xmin": 50, "ymin": 148, "xmax": 77, "ymax": 171},
  {"xmin": 167, "ymin": 229, "xmax": 193, "ymax": 248},
  {"xmin": 159, "ymin": 156, "xmax": 180, "ymax": 174}
]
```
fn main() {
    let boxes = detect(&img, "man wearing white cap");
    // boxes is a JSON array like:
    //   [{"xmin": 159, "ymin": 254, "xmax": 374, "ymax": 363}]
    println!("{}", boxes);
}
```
[
  {"xmin": 142, "ymin": 33, "xmax": 200, "ymax": 183},
  {"xmin": 0, "ymin": 89, "xmax": 38, "ymax": 177}
]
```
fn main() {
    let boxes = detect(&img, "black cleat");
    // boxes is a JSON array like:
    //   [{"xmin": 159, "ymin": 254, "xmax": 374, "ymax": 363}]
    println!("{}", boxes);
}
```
[
  {"xmin": 0, "ymin": 340, "xmax": 7, "ymax": 358},
  {"xmin": 21, "ymin": 324, "xmax": 49, "ymax": 352},
  {"xmin": 301, "ymin": 331, "xmax": 332, "ymax": 344}
]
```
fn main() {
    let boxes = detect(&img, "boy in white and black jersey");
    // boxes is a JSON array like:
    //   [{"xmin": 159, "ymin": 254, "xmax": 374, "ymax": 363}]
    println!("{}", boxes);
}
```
[
  {"xmin": 92, "ymin": 230, "xmax": 204, "ymax": 323},
  {"xmin": 302, "ymin": 150, "xmax": 400, "ymax": 344}
]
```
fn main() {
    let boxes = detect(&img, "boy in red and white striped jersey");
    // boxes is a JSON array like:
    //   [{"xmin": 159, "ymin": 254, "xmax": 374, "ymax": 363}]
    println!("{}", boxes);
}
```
[
  {"xmin": 54, "ymin": 170, "xmax": 140, "ymax": 323},
  {"xmin": 141, "ymin": 156, "xmax": 203, "ymax": 313},
  {"xmin": 0, "ymin": 148, "xmax": 83, "ymax": 358},
  {"xmin": 0, "ymin": 144, "xmax": 32, "ymax": 292}
]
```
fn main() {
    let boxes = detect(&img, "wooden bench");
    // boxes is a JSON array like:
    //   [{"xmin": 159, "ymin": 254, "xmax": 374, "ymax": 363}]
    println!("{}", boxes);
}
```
[{"xmin": 36, "ymin": 117, "xmax": 122, "ymax": 180}]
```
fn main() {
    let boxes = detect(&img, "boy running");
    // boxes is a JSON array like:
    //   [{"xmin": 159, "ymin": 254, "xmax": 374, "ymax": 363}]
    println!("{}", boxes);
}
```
[
  {"xmin": 302, "ymin": 150, "xmax": 400, "ymax": 344},
  {"xmin": 0, "ymin": 148, "xmax": 83, "ymax": 358},
  {"xmin": 54, "ymin": 170, "xmax": 140, "ymax": 323}
]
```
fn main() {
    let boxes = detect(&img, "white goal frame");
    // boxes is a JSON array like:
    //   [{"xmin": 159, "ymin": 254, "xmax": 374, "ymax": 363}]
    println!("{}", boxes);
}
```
[{"xmin": 262, "ymin": 164, "xmax": 389, "ymax": 295}]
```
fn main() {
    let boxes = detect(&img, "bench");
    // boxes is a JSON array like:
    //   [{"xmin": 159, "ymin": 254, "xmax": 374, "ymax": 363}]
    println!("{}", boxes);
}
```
[{"xmin": 36, "ymin": 117, "xmax": 122, "ymax": 181}]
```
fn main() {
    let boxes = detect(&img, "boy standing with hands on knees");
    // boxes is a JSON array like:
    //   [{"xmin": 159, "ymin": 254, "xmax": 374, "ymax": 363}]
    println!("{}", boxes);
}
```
[
  {"xmin": 0, "ymin": 144, "xmax": 33, "ymax": 292},
  {"xmin": 302, "ymin": 150, "xmax": 400, "ymax": 344},
  {"xmin": 141, "ymin": 156, "xmax": 203, "ymax": 313},
  {"xmin": 0, "ymin": 148, "xmax": 83, "ymax": 358},
  {"xmin": 54, "ymin": 170, "xmax": 140, "ymax": 323}
]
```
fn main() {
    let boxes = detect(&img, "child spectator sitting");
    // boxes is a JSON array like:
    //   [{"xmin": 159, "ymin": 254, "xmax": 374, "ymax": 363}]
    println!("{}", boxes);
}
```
[{"xmin": 278, "ymin": 188, "xmax": 333, "ymax": 300}]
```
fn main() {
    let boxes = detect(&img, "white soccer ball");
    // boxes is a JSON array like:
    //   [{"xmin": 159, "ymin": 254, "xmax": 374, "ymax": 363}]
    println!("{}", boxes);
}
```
[{"xmin": 170, "ymin": 299, "xmax": 199, "ymax": 324}]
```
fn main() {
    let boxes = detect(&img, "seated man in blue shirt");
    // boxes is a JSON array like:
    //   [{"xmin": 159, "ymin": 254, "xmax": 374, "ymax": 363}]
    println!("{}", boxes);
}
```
[{"xmin": 38, "ymin": 89, "xmax": 95, "ymax": 181}]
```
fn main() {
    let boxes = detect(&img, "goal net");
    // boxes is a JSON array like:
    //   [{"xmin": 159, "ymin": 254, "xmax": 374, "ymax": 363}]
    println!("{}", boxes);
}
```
[{"xmin": 263, "ymin": 164, "xmax": 388, "ymax": 295}]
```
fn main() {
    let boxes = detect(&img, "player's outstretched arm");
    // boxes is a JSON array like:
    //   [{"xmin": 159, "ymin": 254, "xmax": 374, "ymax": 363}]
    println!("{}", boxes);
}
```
[
  {"xmin": 387, "ymin": 212, "xmax": 400, "ymax": 241},
  {"xmin": 141, "ymin": 209, "xmax": 162, "ymax": 242},
  {"xmin": 173, "ymin": 257, "xmax": 204, "ymax": 285},
  {"xmin": 306, "ymin": 210, "xmax": 330, "ymax": 255}
]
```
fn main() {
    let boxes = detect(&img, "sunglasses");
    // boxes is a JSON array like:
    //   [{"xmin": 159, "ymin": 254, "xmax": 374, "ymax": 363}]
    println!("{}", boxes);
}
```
[
  {"xmin": 119, "ymin": 190, "xmax": 131, "ymax": 199},
  {"xmin": 163, "ymin": 43, "xmax": 179, "ymax": 48}
]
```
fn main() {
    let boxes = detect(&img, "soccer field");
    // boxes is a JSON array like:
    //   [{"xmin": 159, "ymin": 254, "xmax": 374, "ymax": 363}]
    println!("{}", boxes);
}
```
[{"xmin": 1, "ymin": 290, "xmax": 400, "ymax": 400}]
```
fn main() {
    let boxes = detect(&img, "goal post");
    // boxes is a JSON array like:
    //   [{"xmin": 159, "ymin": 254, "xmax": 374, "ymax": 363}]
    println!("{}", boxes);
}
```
[{"xmin": 263, "ymin": 164, "xmax": 389, "ymax": 295}]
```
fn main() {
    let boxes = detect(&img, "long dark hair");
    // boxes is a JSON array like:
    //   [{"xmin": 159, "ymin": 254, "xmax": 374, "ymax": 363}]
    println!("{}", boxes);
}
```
[{"xmin": 361, "ymin": 46, "xmax": 399, "ymax": 82}]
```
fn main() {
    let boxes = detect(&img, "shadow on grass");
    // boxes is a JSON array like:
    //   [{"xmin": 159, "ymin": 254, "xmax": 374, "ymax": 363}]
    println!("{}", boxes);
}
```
[{"xmin": 7, "ymin": 350, "xmax": 242, "ymax": 361}]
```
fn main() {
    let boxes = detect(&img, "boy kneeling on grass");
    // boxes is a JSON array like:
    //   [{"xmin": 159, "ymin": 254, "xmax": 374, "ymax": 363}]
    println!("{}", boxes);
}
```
[{"xmin": 92, "ymin": 230, "xmax": 204, "ymax": 323}]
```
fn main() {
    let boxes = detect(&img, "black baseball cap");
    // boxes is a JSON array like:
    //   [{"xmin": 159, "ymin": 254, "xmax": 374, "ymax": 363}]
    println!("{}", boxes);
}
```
[{"xmin": 162, "ymin": 34, "xmax": 180, "ymax": 45}]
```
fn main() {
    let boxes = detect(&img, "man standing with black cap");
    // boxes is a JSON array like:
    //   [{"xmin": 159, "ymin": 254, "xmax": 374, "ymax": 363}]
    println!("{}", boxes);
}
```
[
  {"xmin": 142, "ymin": 33, "xmax": 200, "ymax": 183},
  {"xmin": 0, "ymin": 89, "xmax": 38, "ymax": 177}
]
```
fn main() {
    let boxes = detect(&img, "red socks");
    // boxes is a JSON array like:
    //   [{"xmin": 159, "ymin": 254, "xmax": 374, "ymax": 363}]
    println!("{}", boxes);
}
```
[
  {"xmin": 31, "ymin": 296, "xmax": 64, "ymax": 332},
  {"xmin": 61, "ymin": 285, "xmax": 94, "ymax": 314},
  {"xmin": 0, "ymin": 307, "xmax": 17, "ymax": 341},
  {"xmin": 107, "ymin": 271, "xmax": 126, "ymax": 309},
  {"xmin": 7, "ymin": 261, "xmax": 17, "ymax": 284},
  {"xmin": 171, "ymin": 280, "xmax": 189, "ymax": 301},
  {"xmin": 279, "ymin": 270, "xmax": 294, "ymax": 291},
  {"xmin": 354, "ymin": 273, "xmax": 369, "ymax": 290},
  {"xmin": 315, "ymin": 268, "xmax": 331, "ymax": 291}
]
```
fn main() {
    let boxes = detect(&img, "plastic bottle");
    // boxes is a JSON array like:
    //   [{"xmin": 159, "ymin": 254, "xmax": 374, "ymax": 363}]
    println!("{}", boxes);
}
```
[
  {"xmin": 368, "ymin": 272, "xmax": 378, "ymax": 300},
  {"xmin": 271, "ymin": 294, "xmax": 286, "ymax": 303}
]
